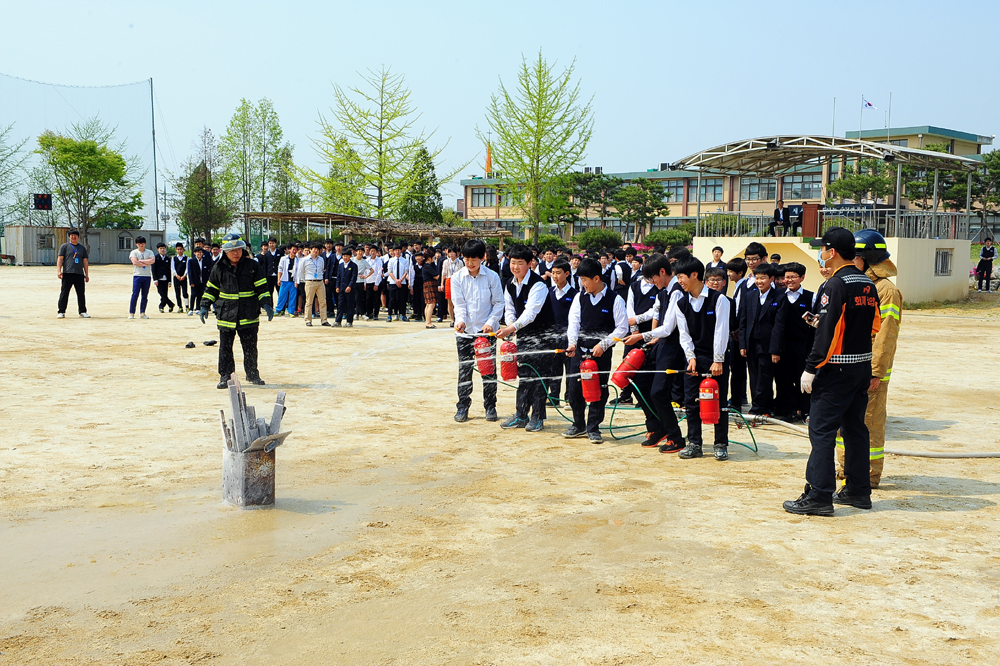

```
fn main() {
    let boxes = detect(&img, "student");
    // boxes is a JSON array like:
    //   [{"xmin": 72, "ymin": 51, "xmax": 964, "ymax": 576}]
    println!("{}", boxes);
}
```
[
  {"xmin": 411, "ymin": 250, "xmax": 425, "ymax": 322},
  {"xmin": 613, "ymin": 249, "xmax": 632, "ymax": 300},
  {"xmin": 153, "ymin": 242, "xmax": 175, "ymax": 313},
  {"xmin": 978, "ymin": 237, "xmax": 996, "ymax": 292},
  {"xmin": 187, "ymin": 246, "xmax": 212, "ymax": 314},
  {"xmin": 768, "ymin": 262, "xmax": 813, "ymax": 421},
  {"xmin": 496, "ymin": 246, "xmax": 556, "ymax": 432},
  {"xmin": 172, "ymin": 243, "xmax": 190, "ymax": 312},
  {"xmin": 275, "ymin": 245, "xmax": 298, "ymax": 316},
  {"xmin": 335, "ymin": 248, "xmax": 359, "ymax": 327},
  {"xmin": 623, "ymin": 254, "xmax": 687, "ymax": 451},
  {"xmin": 365, "ymin": 245, "xmax": 384, "ymax": 321},
  {"xmin": 730, "ymin": 243, "xmax": 766, "ymax": 410},
  {"xmin": 421, "ymin": 250, "xmax": 440, "ymax": 328},
  {"xmin": 263, "ymin": 237, "xmax": 281, "ymax": 297},
  {"xmin": 353, "ymin": 246, "xmax": 373, "ymax": 318},
  {"xmin": 568, "ymin": 254, "xmax": 582, "ymax": 291},
  {"xmin": 739, "ymin": 262, "xmax": 782, "ymax": 415},
  {"xmin": 598, "ymin": 252, "xmax": 615, "ymax": 292},
  {"xmin": 773, "ymin": 264, "xmax": 787, "ymax": 289},
  {"xmin": 540, "ymin": 249, "xmax": 556, "ymax": 284},
  {"xmin": 613, "ymin": 261, "xmax": 661, "ymax": 410},
  {"xmin": 452, "ymin": 239, "xmax": 505, "ymax": 423},
  {"xmin": 324, "ymin": 239, "xmax": 339, "ymax": 319},
  {"xmin": 387, "ymin": 245, "xmax": 411, "ymax": 322},
  {"xmin": 441, "ymin": 246, "xmax": 464, "ymax": 326},
  {"xmin": 301, "ymin": 243, "xmax": 330, "ymax": 327},
  {"xmin": 563, "ymin": 257, "xmax": 628, "ymax": 443},
  {"xmin": 667, "ymin": 256, "xmax": 732, "ymax": 460},
  {"xmin": 707, "ymin": 246, "xmax": 727, "ymax": 292},
  {"xmin": 128, "ymin": 236, "xmax": 156, "ymax": 319},
  {"xmin": 293, "ymin": 243, "xmax": 308, "ymax": 316},
  {"xmin": 547, "ymin": 259, "xmax": 577, "ymax": 407}
]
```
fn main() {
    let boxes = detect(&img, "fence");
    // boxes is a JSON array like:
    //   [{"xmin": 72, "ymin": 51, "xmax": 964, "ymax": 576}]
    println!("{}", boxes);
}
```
[
  {"xmin": 696, "ymin": 211, "xmax": 771, "ymax": 238},
  {"xmin": 817, "ymin": 208, "xmax": 974, "ymax": 240}
]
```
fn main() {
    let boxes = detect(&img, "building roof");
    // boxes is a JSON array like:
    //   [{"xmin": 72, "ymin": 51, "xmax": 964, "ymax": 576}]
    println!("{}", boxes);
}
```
[{"xmin": 846, "ymin": 126, "xmax": 993, "ymax": 145}]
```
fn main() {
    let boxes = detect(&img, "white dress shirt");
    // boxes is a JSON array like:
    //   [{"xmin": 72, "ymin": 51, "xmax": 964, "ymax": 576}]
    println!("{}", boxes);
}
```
[
  {"xmin": 365, "ymin": 255, "xmax": 383, "ymax": 285},
  {"xmin": 675, "ymin": 285, "xmax": 730, "ymax": 363},
  {"xmin": 626, "ymin": 279, "xmax": 656, "ymax": 319},
  {"xmin": 552, "ymin": 283, "xmax": 573, "ymax": 299},
  {"xmin": 293, "ymin": 255, "xmax": 306, "ymax": 283},
  {"xmin": 389, "ymin": 256, "xmax": 410, "ymax": 284},
  {"xmin": 278, "ymin": 255, "xmax": 294, "ymax": 282},
  {"xmin": 300, "ymin": 255, "xmax": 325, "ymax": 281},
  {"xmin": 567, "ymin": 286, "xmax": 629, "ymax": 352},
  {"xmin": 758, "ymin": 286, "xmax": 772, "ymax": 305},
  {"xmin": 785, "ymin": 286, "xmax": 803, "ymax": 304},
  {"xmin": 451, "ymin": 266, "xmax": 504, "ymax": 334},
  {"xmin": 504, "ymin": 275, "xmax": 549, "ymax": 331},
  {"xmin": 641, "ymin": 289, "xmax": 685, "ymax": 342}
]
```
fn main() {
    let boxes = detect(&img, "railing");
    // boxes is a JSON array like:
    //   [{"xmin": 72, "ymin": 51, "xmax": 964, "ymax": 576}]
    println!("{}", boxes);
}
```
[
  {"xmin": 818, "ymin": 208, "xmax": 974, "ymax": 240},
  {"xmin": 696, "ymin": 211, "xmax": 770, "ymax": 237}
]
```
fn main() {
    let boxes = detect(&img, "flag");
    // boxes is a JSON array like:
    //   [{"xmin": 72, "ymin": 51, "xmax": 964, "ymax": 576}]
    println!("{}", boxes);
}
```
[
  {"xmin": 485, "ymin": 142, "xmax": 493, "ymax": 175},
  {"xmin": 863, "ymin": 97, "xmax": 877, "ymax": 110}
]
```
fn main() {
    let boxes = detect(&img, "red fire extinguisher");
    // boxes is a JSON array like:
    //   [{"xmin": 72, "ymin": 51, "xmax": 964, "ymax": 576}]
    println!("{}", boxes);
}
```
[
  {"xmin": 611, "ymin": 347, "xmax": 646, "ymax": 390},
  {"xmin": 474, "ymin": 336, "xmax": 494, "ymax": 376},
  {"xmin": 580, "ymin": 354, "xmax": 602, "ymax": 403},
  {"xmin": 699, "ymin": 376, "xmax": 720, "ymax": 425},
  {"xmin": 499, "ymin": 340, "xmax": 518, "ymax": 381}
]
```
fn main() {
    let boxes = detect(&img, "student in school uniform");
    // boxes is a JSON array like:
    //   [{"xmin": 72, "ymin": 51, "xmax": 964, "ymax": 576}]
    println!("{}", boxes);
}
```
[
  {"xmin": 770, "ymin": 262, "xmax": 814, "ymax": 422},
  {"xmin": 563, "ymin": 257, "xmax": 629, "ymax": 443},
  {"xmin": 611, "ymin": 263, "xmax": 660, "ymax": 408},
  {"xmin": 730, "ymin": 242, "xmax": 767, "ymax": 410},
  {"xmin": 707, "ymin": 246, "xmax": 727, "ymax": 292},
  {"xmin": 568, "ymin": 254, "xmax": 582, "ymax": 291},
  {"xmin": 411, "ymin": 251, "xmax": 425, "ymax": 323},
  {"xmin": 547, "ymin": 259, "xmax": 578, "ymax": 407},
  {"xmin": 421, "ymin": 250, "xmax": 440, "ymax": 328},
  {"xmin": 172, "ymin": 243, "xmax": 190, "ymax": 312},
  {"xmin": 496, "ymin": 246, "xmax": 556, "ymax": 433},
  {"xmin": 153, "ymin": 243, "xmax": 175, "ymax": 313},
  {"xmin": 323, "ymin": 240, "xmax": 339, "ymax": 320},
  {"xmin": 187, "ymin": 246, "xmax": 212, "ymax": 315},
  {"xmin": 387, "ymin": 245, "xmax": 412, "ymax": 322},
  {"xmin": 739, "ymin": 262, "xmax": 782, "ymax": 415},
  {"xmin": 275, "ymin": 245, "xmax": 298, "ymax": 316},
  {"xmin": 335, "ymin": 248, "xmax": 359, "ymax": 327},
  {"xmin": 598, "ymin": 252, "xmax": 616, "ymax": 292},
  {"xmin": 353, "ymin": 246, "xmax": 373, "ymax": 318},
  {"xmin": 263, "ymin": 237, "xmax": 281, "ymax": 298},
  {"xmin": 630, "ymin": 255, "xmax": 644, "ymax": 286},
  {"xmin": 613, "ymin": 249, "xmax": 632, "ymax": 300}
]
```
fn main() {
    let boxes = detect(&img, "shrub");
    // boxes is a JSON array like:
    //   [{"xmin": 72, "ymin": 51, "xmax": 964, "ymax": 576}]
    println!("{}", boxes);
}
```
[
  {"xmin": 572, "ymin": 228, "xmax": 622, "ymax": 252},
  {"xmin": 645, "ymin": 228, "xmax": 693, "ymax": 248},
  {"xmin": 534, "ymin": 234, "xmax": 565, "ymax": 252}
]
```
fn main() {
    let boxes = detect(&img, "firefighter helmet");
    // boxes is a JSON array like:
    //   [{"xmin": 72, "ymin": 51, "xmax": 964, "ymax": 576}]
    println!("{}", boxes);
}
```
[
  {"xmin": 854, "ymin": 228, "xmax": 890, "ymax": 265},
  {"xmin": 220, "ymin": 233, "xmax": 246, "ymax": 252}
]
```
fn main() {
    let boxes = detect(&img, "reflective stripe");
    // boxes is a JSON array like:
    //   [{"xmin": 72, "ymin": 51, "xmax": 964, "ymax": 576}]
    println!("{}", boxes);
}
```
[
  {"xmin": 870, "ymin": 447, "xmax": 885, "ymax": 459},
  {"xmin": 258, "ymin": 292, "xmax": 269, "ymax": 300},
  {"xmin": 835, "ymin": 436, "xmax": 844, "ymax": 448},
  {"xmin": 238, "ymin": 291, "xmax": 255, "ymax": 297},
  {"xmin": 881, "ymin": 368, "xmax": 892, "ymax": 382},
  {"xmin": 239, "ymin": 318, "xmax": 259, "ymax": 326},
  {"xmin": 207, "ymin": 281, "xmax": 219, "ymax": 291},
  {"xmin": 217, "ymin": 293, "xmax": 239, "ymax": 300},
  {"xmin": 202, "ymin": 293, "xmax": 217, "ymax": 303},
  {"xmin": 217, "ymin": 319, "xmax": 236, "ymax": 328},
  {"xmin": 254, "ymin": 278, "xmax": 267, "ymax": 286},
  {"xmin": 881, "ymin": 304, "xmax": 900, "ymax": 320}
]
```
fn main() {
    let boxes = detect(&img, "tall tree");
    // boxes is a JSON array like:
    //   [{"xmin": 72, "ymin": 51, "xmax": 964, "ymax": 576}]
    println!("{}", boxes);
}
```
[
  {"xmin": 478, "ymin": 50, "xmax": 594, "ymax": 239},
  {"xmin": 0, "ymin": 122, "xmax": 29, "ymax": 220},
  {"xmin": 299, "ymin": 135, "xmax": 370, "ymax": 216},
  {"xmin": 35, "ymin": 117, "xmax": 145, "ymax": 244},
  {"xmin": 174, "ymin": 127, "xmax": 230, "ymax": 241},
  {"xmin": 537, "ymin": 173, "xmax": 580, "ymax": 235},
  {"xmin": 398, "ymin": 145, "xmax": 443, "ymax": 225},
  {"xmin": 592, "ymin": 174, "xmax": 623, "ymax": 229},
  {"xmin": 219, "ymin": 98, "xmax": 284, "ymax": 231},
  {"xmin": 268, "ymin": 143, "xmax": 302, "ymax": 213},
  {"xmin": 828, "ymin": 159, "xmax": 894, "ymax": 205},
  {"xmin": 611, "ymin": 179, "xmax": 671, "ymax": 241}
]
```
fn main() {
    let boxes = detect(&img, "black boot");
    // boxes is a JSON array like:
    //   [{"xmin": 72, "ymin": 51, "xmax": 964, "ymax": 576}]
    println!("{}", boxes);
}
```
[
  {"xmin": 783, "ymin": 485, "xmax": 834, "ymax": 516},
  {"xmin": 217, "ymin": 376, "xmax": 228, "ymax": 389}
]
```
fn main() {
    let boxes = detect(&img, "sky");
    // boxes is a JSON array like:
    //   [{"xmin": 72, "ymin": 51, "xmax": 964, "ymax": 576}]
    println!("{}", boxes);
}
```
[{"xmin": 2, "ymin": 0, "xmax": 998, "ymax": 233}]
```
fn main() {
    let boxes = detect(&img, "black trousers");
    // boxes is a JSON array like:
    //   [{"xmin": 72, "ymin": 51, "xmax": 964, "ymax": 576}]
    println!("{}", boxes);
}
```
[
  {"xmin": 58, "ymin": 273, "xmax": 87, "ymax": 314},
  {"xmin": 456, "ymin": 335, "xmax": 497, "ymax": 411},
  {"xmin": 649, "ymin": 345, "xmax": 685, "ymax": 444},
  {"xmin": 747, "ymin": 340, "xmax": 775, "ymax": 414},
  {"xmin": 218, "ymin": 325, "xmax": 260, "ymax": 381},
  {"xmin": 296, "ymin": 282, "xmax": 306, "ymax": 313},
  {"xmin": 411, "ymin": 282, "xmax": 425, "ymax": 317},
  {"xmin": 683, "ymin": 359, "xmax": 730, "ymax": 447},
  {"xmin": 173, "ymin": 277, "xmax": 189, "ymax": 309},
  {"xmin": 978, "ymin": 261, "xmax": 993, "ymax": 291},
  {"xmin": 805, "ymin": 363, "xmax": 872, "ymax": 503},
  {"xmin": 729, "ymin": 340, "xmax": 747, "ymax": 409},
  {"xmin": 775, "ymin": 351, "xmax": 810, "ymax": 416},
  {"xmin": 567, "ymin": 352, "xmax": 613, "ymax": 434},
  {"xmin": 156, "ymin": 280, "xmax": 174, "ymax": 309},
  {"xmin": 389, "ymin": 284, "xmax": 409, "ymax": 317},
  {"xmin": 326, "ymin": 280, "xmax": 337, "ymax": 317},
  {"xmin": 547, "ymin": 335, "xmax": 570, "ymax": 403},
  {"xmin": 266, "ymin": 275, "xmax": 278, "ymax": 298},
  {"xmin": 365, "ymin": 283, "xmax": 380, "ymax": 319},
  {"xmin": 632, "ymin": 347, "xmax": 660, "ymax": 433},
  {"xmin": 514, "ymin": 337, "xmax": 551, "ymax": 420},
  {"xmin": 353, "ymin": 282, "xmax": 366, "ymax": 314},
  {"xmin": 190, "ymin": 284, "xmax": 206, "ymax": 312},
  {"xmin": 768, "ymin": 220, "xmax": 790, "ymax": 236},
  {"xmin": 336, "ymin": 289, "xmax": 355, "ymax": 324}
]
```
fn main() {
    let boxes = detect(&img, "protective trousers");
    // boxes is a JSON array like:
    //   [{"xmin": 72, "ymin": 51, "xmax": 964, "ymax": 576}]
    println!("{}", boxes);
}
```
[
  {"xmin": 836, "ymin": 379, "xmax": 888, "ymax": 487},
  {"xmin": 218, "ymin": 325, "xmax": 260, "ymax": 381}
]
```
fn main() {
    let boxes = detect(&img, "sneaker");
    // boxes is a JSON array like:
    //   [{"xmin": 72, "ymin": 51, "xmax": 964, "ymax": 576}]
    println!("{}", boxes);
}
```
[
  {"xmin": 678, "ymin": 444, "xmax": 703, "ymax": 459},
  {"xmin": 485, "ymin": 407, "xmax": 498, "ymax": 422},
  {"xmin": 499, "ymin": 415, "xmax": 528, "ymax": 429},
  {"xmin": 322, "ymin": 322, "xmax": 332, "ymax": 327},
  {"xmin": 610, "ymin": 397, "xmax": 634, "ymax": 406},
  {"xmin": 454, "ymin": 407, "xmax": 469, "ymax": 423},
  {"xmin": 641, "ymin": 433, "xmax": 663, "ymax": 448},
  {"xmin": 57, "ymin": 313, "xmax": 65, "ymax": 319},
  {"xmin": 306, "ymin": 321, "xmax": 313, "ymax": 327},
  {"xmin": 588, "ymin": 431, "xmax": 604, "ymax": 443},
  {"xmin": 334, "ymin": 322, "xmax": 342, "ymax": 327},
  {"xmin": 346, "ymin": 323, "xmax": 353, "ymax": 328},
  {"xmin": 562, "ymin": 425, "xmax": 587, "ymax": 438},
  {"xmin": 79, "ymin": 312, "xmax": 90, "ymax": 318},
  {"xmin": 658, "ymin": 440, "xmax": 685, "ymax": 454},
  {"xmin": 386, "ymin": 316, "xmax": 392, "ymax": 322},
  {"xmin": 401, "ymin": 316, "xmax": 409, "ymax": 322},
  {"xmin": 187, "ymin": 310, "xmax": 194, "ymax": 316},
  {"xmin": 140, "ymin": 313, "xmax": 149, "ymax": 319},
  {"xmin": 832, "ymin": 485, "xmax": 873, "ymax": 510},
  {"xmin": 713, "ymin": 444, "xmax": 729, "ymax": 461},
  {"xmin": 783, "ymin": 487, "xmax": 835, "ymax": 516},
  {"xmin": 168, "ymin": 306, "xmax": 174, "ymax": 313},
  {"xmin": 159, "ymin": 307, "xmax": 165, "ymax": 313},
  {"xmin": 128, "ymin": 314, "xmax": 135, "ymax": 320},
  {"xmin": 525, "ymin": 418, "xmax": 544, "ymax": 433}
]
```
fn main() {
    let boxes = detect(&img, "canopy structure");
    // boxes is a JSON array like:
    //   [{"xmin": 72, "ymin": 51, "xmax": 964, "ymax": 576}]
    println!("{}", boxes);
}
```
[{"xmin": 239, "ymin": 211, "xmax": 513, "ymax": 248}]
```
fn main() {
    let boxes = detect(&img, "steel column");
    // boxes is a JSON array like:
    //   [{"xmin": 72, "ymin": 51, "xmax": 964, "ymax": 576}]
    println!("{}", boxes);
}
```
[
  {"xmin": 894, "ymin": 165, "xmax": 902, "ymax": 237},
  {"xmin": 931, "ymin": 169, "xmax": 939, "ymax": 238}
]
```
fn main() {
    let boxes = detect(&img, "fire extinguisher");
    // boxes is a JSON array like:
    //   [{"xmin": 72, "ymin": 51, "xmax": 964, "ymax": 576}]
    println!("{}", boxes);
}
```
[
  {"xmin": 580, "ymin": 352, "xmax": 602, "ymax": 403},
  {"xmin": 699, "ymin": 376, "xmax": 720, "ymax": 425},
  {"xmin": 474, "ymin": 336, "xmax": 495, "ymax": 376},
  {"xmin": 499, "ymin": 340, "xmax": 518, "ymax": 381},
  {"xmin": 611, "ymin": 347, "xmax": 646, "ymax": 390}
]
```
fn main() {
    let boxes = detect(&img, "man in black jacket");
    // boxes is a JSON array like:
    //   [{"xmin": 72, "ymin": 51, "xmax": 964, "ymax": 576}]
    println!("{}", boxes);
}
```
[
  {"xmin": 769, "ymin": 199, "xmax": 791, "ymax": 236},
  {"xmin": 739, "ymin": 262, "xmax": 782, "ymax": 415},
  {"xmin": 152, "ymin": 243, "xmax": 175, "ymax": 313}
]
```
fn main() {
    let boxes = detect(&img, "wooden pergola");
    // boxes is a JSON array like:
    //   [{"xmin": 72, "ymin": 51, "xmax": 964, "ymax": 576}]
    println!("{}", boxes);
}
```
[{"xmin": 240, "ymin": 212, "xmax": 513, "ymax": 250}]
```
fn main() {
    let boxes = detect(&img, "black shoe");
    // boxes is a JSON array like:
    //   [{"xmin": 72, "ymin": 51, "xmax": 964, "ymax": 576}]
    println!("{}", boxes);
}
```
[
  {"xmin": 562, "ymin": 425, "xmax": 588, "ymax": 439},
  {"xmin": 248, "ymin": 377, "xmax": 265, "ymax": 385},
  {"xmin": 713, "ymin": 444, "xmax": 729, "ymax": 461},
  {"xmin": 678, "ymin": 444, "xmax": 703, "ymax": 459},
  {"xmin": 216, "ymin": 379, "xmax": 228, "ymax": 389},
  {"xmin": 658, "ymin": 439, "xmax": 685, "ymax": 454},
  {"xmin": 641, "ymin": 433, "xmax": 663, "ymax": 448},
  {"xmin": 485, "ymin": 407, "xmax": 498, "ymax": 422},
  {"xmin": 322, "ymin": 321, "xmax": 332, "ymax": 327},
  {"xmin": 783, "ymin": 486, "xmax": 835, "ymax": 516},
  {"xmin": 832, "ymin": 485, "xmax": 873, "ymax": 510},
  {"xmin": 525, "ymin": 418, "xmax": 543, "ymax": 433},
  {"xmin": 454, "ymin": 408, "xmax": 469, "ymax": 423},
  {"xmin": 610, "ymin": 396, "xmax": 633, "ymax": 406},
  {"xmin": 306, "ymin": 321, "xmax": 313, "ymax": 327},
  {"xmin": 588, "ymin": 431, "xmax": 604, "ymax": 443},
  {"xmin": 499, "ymin": 415, "xmax": 528, "ymax": 429}
]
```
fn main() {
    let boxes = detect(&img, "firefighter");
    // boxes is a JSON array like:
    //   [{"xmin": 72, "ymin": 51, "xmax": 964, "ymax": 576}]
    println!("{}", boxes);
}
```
[
  {"xmin": 199, "ymin": 234, "xmax": 274, "ymax": 389},
  {"xmin": 835, "ymin": 229, "xmax": 901, "ymax": 489},
  {"xmin": 783, "ymin": 227, "xmax": 881, "ymax": 516}
]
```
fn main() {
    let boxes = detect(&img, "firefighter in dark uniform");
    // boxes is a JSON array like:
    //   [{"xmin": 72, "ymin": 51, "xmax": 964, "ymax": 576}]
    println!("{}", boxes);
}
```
[
  {"xmin": 783, "ymin": 227, "xmax": 881, "ymax": 516},
  {"xmin": 199, "ymin": 234, "xmax": 274, "ymax": 389}
]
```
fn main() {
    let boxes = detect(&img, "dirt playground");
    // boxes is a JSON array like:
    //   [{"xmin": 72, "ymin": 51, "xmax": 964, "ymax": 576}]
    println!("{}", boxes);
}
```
[{"xmin": 1, "ymin": 265, "xmax": 999, "ymax": 665}]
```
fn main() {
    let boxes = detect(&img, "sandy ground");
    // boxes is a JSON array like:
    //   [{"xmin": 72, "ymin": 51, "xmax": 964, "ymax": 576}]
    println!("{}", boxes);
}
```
[{"xmin": 2, "ymin": 264, "xmax": 999, "ymax": 665}]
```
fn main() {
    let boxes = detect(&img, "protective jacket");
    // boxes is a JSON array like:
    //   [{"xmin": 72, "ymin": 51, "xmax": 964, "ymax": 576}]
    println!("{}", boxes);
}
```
[
  {"xmin": 202, "ymin": 250, "xmax": 272, "ymax": 329},
  {"xmin": 866, "ymin": 259, "xmax": 901, "ymax": 382},
  {"xmin": 805, "ymin": 264, "xmax": 880, "ymax": 373}
]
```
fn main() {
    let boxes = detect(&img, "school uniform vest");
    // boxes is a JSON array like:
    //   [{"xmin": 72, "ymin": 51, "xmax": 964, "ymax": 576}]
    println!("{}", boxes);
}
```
[
  {"xmin": 507, "ymin": 271, "xmax": 555, "ymax": 339},
  {"xmin": 630, "ymin": 281, "xmax": 660, "ymax": 333},
  {"xmin": 676, "ymin": 288, "xmax": 722, "ymax": 360},
  {"xmin": 549, "ymin": 285, "xmax": 578, "ymax": 328},
  {"xmin": 601, "ymin": 265, "xmax": 615, "ymax": 291},
  {"xmin": 615, "ymin": 261, "xmax": 632, "ymax": 296},
  {"xmin": 172, "ymin": 256, "xmax": 187, "ymax": 277},
  {"xmin": 655, "ymin": 288, "xmax": 685, "ymax": 370},
  {"xmin": 578, "ymin": 287, "xmax": 618, "ymax": 349},
  {"xmin": 153, "ymin": 254, "xmax": 171, "ymax": 281}
]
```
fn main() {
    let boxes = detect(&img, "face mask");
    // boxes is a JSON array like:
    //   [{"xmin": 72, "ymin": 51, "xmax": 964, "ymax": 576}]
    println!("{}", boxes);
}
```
[{"xmin": 817, "ymin": 249, "xmax": 829, "ymax": 269}]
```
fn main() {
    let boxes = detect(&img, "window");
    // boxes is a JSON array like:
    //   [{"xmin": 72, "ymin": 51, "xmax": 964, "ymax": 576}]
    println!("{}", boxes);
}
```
[
  {"xmin": 118, "ymin": 234, "xmax": 133, "ymax": 250},
  {"xmin": 739, "ymin": 178, "xmax": 777, "ymax": 201},
  {"xmin": 37, "ymin": 234, "xmax": 54, "ymax": 249},
  {"xmin": 691, "ymin": 178, "xmax": 723, "ymax": 202},
  {"xmin": 782, "ymin": 174, "xmax": 823, "ymax": 200},
  {"xmin": 935, "ymin": 249, "xmax": 953, "ymax": 276},
  {"xmin": 470, "ymin": 187, "xmax": 495, "ymax": 208},
  {"xmin": 661, "ymin": 179, "xmax": 684, "ymax": 202}
]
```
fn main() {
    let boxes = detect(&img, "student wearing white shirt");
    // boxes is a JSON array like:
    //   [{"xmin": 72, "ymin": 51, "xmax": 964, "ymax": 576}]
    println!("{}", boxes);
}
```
[
  {"xmin": 364, "ymin": 246, "xmax": 384, "ymax": 320},
  {"xmin": 275, "ymin": 245, "xmax": 298, "ymax": 316},
  {"xmin": 300, "ymin": 243, "xmax": 330, "ymax": 327},
  {"xmin": 128, "ymin": 236, "xmax": 156, "ymax": 319},
  {"xmin": 292, "ymin": 243, "xmax": 307, "ymax": 316},
  {"xmin": 386, "ymin": 245, "xmax": 412, "ymax": 322},
  {"xmin": 725, "ymin": 256, "xmax": 750, "ymax": 411},
  {"xmin": 612, "ymin": 266, "xmax": 660, "ymax": 419},
  {"xmin": 452, "ymin": 239, "xmax": 505, "ymax": 423},
  {"xmin": 353, "ymin": 247, "xmax": 373, "ymax": 319}
]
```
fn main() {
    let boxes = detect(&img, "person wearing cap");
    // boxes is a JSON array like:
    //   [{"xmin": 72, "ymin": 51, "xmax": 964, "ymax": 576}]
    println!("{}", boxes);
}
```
[
  {"xmin": 783, "ymin": 227, "xmax": 881, "ymax": 516},
  {"xmin": 128, "ymin": 236, "xmax": 156, "ymax": 319},
  {"xmin": 199, "ymin": 234, "xmax": 273, "ymax": 388},
  {"xmin": 56, "ymin": 229, "xmax": 91, "ymax": 318},
  {"xmin": 835, "ymin": 229, "xmax": 902, "ymax": 490}
]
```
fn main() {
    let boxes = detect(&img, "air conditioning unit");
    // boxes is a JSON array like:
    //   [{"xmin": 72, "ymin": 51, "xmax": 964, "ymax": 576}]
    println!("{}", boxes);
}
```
[
  {"xmin": 584, "ymin": 167, "xmax": 592, "ymax": 174},
  {"xmin": 660, "ymin": 162, "xmax": 670, "ymax": 171},
  {"xmin": 594, "ymin": 166, "xmax": 603, "ymax": 174}
]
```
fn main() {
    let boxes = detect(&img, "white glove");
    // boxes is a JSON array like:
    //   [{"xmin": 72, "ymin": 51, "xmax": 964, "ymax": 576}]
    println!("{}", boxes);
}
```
[{"xmin": 801, "ymin": 371, "xmax": 815, "ymax": 394}]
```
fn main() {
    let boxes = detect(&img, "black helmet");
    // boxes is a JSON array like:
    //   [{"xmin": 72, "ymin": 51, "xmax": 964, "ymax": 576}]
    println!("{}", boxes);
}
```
[
  {"xmin": 854, "ymin": 229, "xmax": 890, "ymax": 265},
  {"xmin": 220, "ymin": 233, "xmax": 246, "ymax": 252}
]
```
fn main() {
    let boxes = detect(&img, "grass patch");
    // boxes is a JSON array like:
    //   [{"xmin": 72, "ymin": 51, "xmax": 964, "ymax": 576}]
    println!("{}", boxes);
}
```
[{"xmin": 906, "ymin": 292, "xmax": 1000, "ymax": 314}]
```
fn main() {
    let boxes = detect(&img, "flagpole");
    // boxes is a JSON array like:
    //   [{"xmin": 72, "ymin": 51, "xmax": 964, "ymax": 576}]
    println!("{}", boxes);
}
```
[
  {"xmin": 887, "ymin": 92, "xmax": 892, "ymax": 143},
  {"xmin": 859, "ymin": 93, "xmax": 864, "ymax": 138},
  {"xmin": 832, "ymin": 97, "xmax": 836, "ymax": 136}
]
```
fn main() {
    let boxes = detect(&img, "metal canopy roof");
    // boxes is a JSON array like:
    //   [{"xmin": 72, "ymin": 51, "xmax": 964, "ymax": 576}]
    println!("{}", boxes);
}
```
[{"xmin": 674, "ymin": 135, "xmax": 981, "ymax": 176}]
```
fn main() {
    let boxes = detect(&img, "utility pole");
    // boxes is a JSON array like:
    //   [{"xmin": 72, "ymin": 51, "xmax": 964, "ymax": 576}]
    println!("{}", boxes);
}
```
[{"xmin": 150, "ymin": 78, "xmax": 160, "ymax": 232}]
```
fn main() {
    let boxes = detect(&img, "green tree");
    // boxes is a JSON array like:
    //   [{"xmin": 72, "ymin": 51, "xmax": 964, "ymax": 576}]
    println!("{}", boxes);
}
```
[
  {"xmin": 478, "ymin": 50, "xmax": 594, "ymax": 239},
  {"xmin": 268, "ymin": 143, "xmax": 302, "ymax": 213},
  {"xmin": 573, "ymin": 227, "xmax": 621, "ymax": 251},
  {"xmin": 219, "ymin": 98, "xmax": 284, "ymax": 226},
  {"xmin": 398, "ymin": 145, "xmax": 443, "ymax": 225},
  {"xmin": 645, "ymin": 228, "xmax": 692, "ymax": 248},
  {"xmin": 971, "ymin": 151, "xmax": 1000, "ymax": 222},
  {"xmin": 534, "ymin": 233, "xmax": 564, "ymax": 251},
  {"xmin": 828, "ymin": 159, "xmax": 894, "ymax": 205},
  {"xmin": 537, "ymin": 173, "xmax": 580, "ymax": 235},
  {"xmin": 0, "ymin": 123, "xmax": 29, "ymax": 220},
  {"xmin": 174, "ymin": 127, "xmax": 231, "ymax": 241},
  {"xmin": 441, "ymin": 208, "xmax": 471, "ymax": 228},
  {"xmin": 300, "ymin": 135, "xmax": 370, "ymax": 216},
  {"xmin": 35, "ymin": 117, "xmax": 146, "ymax": 243},
  {"xmin": 592, "ymin": 174, "xmax": 623, "ymax": 228},
  {"xmin": 611, "ymin": 179, "xmax": 671, "ymax": 242}
]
